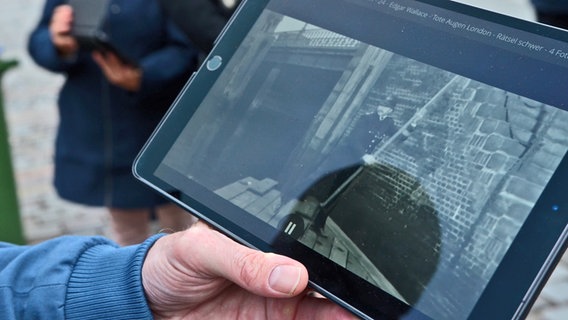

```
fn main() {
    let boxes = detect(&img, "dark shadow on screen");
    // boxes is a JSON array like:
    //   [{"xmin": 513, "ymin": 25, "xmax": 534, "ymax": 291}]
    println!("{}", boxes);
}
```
[{"xmin": 288, "ymin": 161, "xmax": 441, "ymax": 306}]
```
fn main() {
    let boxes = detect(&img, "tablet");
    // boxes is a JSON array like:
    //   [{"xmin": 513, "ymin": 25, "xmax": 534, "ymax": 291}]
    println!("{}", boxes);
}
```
[
  {"xmin": 133, "ymin": 0, "xmax": 568, "ymax": 318},
  {"xmin": 68, "ymin": 0, "xmax": 134, "ymax": 65}
]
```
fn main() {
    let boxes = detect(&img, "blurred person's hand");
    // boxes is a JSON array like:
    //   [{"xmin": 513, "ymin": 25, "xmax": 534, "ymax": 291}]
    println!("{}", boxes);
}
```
[
  {"xmin": 49, "ymin": 5, "xmax": 78, "ymax": 57},
  {"xmin": 92, "ymin": 51, "xmax": 142, "ymax": 92},
  {"xmin": 142, "ymin": 221, "xmax": 356, "ymax": 319}
]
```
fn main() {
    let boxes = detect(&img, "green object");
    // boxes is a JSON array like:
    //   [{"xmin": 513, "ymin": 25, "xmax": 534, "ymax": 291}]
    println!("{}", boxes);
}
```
[{"xmin": 0, "ymin": 58, "xmax": 24, "ymax": 244}]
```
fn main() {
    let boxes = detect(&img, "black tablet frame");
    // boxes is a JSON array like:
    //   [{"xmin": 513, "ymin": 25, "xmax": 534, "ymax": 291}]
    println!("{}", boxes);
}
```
[{"xmin": 134, "ymin": 0, "xmax": 568, "ymax": 319}]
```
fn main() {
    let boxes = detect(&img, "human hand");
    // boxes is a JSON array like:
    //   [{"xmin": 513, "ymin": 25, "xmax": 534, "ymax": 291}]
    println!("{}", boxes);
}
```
[
  {"xmin": 142, "ymin": 221, "xmax": 357, "ymax": 319},
  {"xmin": 92, "ymin": 51, "xmax": 142, "ymax": 92},
  {"xmin": 49, "ymin": 5, "xmax": 78, "ymax": 57}
]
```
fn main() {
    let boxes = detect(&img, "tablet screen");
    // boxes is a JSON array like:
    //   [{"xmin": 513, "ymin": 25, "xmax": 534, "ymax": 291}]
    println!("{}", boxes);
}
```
[{"xmin": 136, "ymin": 0, "xmax": 568, "ymax": 318}]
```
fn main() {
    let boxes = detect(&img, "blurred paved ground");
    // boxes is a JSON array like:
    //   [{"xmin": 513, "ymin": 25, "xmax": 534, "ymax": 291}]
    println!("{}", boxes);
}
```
[
  {"xmin": 1, "ymin": 0, "xmax": 111, "ymax": 241},
  {"xmin": 0, "ymin": 0, "xmax": 567, "ymax": 319}
]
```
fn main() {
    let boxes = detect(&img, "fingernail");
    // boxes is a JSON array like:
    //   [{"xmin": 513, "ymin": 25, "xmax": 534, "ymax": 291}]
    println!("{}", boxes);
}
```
[{"xmin": 269, "ymin": 265, "xmax": 301, "ymax": 295}]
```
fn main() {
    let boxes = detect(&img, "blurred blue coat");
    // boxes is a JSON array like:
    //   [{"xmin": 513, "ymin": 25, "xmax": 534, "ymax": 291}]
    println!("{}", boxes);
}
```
[
  {"xmin": 28, "ymin": 0, "xmax": 197, "ymax": 208},
  {"xmin": 531, "ymin": 0, "xmax": 568, "ymax": 14}
]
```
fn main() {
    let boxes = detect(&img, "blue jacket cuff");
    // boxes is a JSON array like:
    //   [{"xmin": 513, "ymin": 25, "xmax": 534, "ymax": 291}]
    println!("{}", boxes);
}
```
[{"xmin": 65, "ymin": 234, "xmax": 165, "ymax": 320}]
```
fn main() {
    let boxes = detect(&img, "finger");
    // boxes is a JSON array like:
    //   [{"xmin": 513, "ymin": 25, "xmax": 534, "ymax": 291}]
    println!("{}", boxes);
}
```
[
  {"xmin": 93, "ymin": 52, "xmax": 122, "ymax": 76},
  {"xmin": 93, "ymin": 52, "xmax": 126, "ymax": 75},
  {"xmin": 104, "ymin": 52, "xmax": 122, "ymax": 66},
  {"xmin": 53, "ymin": 5, "xmax": 74, "ymax": 33},
  {"xmin": 92, "ymin": 52, "xmax": 119, "ymax": 85},
  {"xmin": 181, "ymin": 222, "xmax": 310, "ymax": 298},
  {"xmin": 91, "ymin": 52, "xmax": 108, "ymax": 71}
]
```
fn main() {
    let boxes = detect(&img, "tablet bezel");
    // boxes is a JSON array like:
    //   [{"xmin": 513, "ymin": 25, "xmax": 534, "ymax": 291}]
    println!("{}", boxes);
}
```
[{"xmin": 134, "ymin": 0, "xmax": 568, "ymax": 318}]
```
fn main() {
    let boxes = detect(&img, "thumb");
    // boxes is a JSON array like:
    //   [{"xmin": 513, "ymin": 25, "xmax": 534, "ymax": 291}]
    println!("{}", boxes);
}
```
[
  {"xmin": 232, "ymin": 251, "xmax": 307, "ymax": 297},
  {"xmin": 91, "ymin": 51, "xmax": 106, "ymax": 68},
  {"xmin": 189, "ymin": 222, "xmax": 309, "ymax": 298}
]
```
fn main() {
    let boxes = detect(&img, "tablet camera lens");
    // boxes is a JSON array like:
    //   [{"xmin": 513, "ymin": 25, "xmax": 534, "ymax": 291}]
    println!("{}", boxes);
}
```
[
  {"xmin": 207, "ymin": 55, "xmax": 223, "ymax": 71},
  {"xmin": 552, "ymin": 205, "xmax": 560, "ymax": 212}
]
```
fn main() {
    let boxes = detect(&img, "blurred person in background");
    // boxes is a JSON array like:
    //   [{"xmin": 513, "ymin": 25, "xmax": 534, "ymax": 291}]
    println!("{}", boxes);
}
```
[
  {"xmin": 531, "ymin": 0, "xmax": 568, "ymax": 29},
  {"xmin": 28, "ymin": 0, "xmax": 198, "ymax": 245}
]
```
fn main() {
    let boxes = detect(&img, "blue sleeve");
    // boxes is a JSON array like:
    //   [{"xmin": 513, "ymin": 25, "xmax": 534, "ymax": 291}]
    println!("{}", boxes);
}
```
[
  {"xmin": 27, "ymin": 0, "xmax": 81, "ymax": 73},
  {"xmin": 0, "ymin": 234, "xmax": 164, "ymax": 320},
  {"xmin": 137, "ymin": 19, "xmax": 198, "ymax": 97}
]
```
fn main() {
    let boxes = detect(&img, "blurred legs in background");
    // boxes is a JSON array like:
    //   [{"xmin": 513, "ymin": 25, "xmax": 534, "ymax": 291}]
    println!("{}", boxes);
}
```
[{"xmin": 110, "ymin": 203, "xmax": 196, "ymax": 246}]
